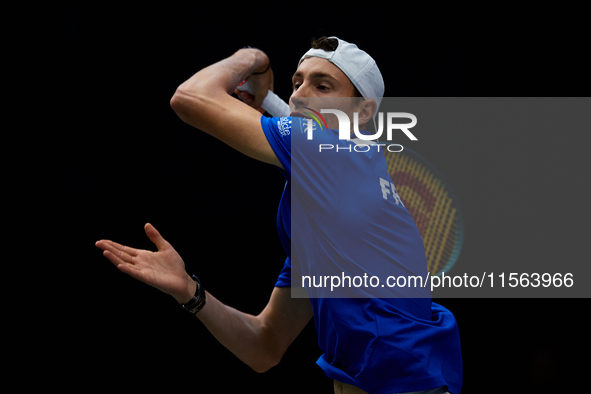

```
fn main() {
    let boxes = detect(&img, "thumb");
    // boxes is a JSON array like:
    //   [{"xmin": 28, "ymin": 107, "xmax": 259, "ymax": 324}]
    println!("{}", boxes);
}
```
[{"xmin": 144, "ymin": 223, "xmax": 168, "ymax": 250}]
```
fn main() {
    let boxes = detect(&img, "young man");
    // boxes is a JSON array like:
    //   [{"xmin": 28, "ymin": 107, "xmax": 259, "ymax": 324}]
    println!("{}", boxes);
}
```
[{"xmin": 96, "ymin": 37, "xmax": 462, "ymax": 393}]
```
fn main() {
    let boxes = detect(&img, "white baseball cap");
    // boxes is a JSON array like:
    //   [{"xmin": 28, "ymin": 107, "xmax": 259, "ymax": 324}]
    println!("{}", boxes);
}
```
[{"xmin": 298, "ymin": 36, "xmax": 385, "ymax": 111}]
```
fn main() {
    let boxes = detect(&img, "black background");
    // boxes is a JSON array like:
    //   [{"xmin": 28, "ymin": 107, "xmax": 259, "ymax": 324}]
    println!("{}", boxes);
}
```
[{"xmin": 37, "ymin": 4, "xmax": 590, "ymax": 392}]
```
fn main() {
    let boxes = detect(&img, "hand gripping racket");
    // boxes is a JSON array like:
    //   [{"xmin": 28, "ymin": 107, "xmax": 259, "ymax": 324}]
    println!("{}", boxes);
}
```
[
  {"xmin": 383, "ymin": 146, "xmax": 464, "ymax": 276},
  {"xmin": 236, "ymin": 78, "xmax": 290, "ymax": 117}
]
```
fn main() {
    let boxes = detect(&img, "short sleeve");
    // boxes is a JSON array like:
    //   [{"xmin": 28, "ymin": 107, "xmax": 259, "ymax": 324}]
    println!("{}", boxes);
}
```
[
  {"xmin": 260, "ymin": 116, "xmax": 292, "ymax": 177},
  {"xmin": 274, "ymin": 257, "xmax": 292, "ymax": 287}
]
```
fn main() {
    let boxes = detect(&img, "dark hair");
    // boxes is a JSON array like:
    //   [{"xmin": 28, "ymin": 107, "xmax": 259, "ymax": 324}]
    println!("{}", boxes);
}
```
[
  {"xmin": 310, "ymin": 36, "xmax": 339, "ymax": 52},
  {"xmin": 309, "ymin": 36, "xmax": 363, "ymax": 98}
]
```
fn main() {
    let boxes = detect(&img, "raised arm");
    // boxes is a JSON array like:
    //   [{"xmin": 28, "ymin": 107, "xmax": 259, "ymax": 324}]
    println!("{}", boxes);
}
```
[
  {"xmin": 96, "ymin": 224, "xmax": 312, "ymax": 372},
  {"xmin": 170, "ymin": 48, "xmax": 283, "ymax": 168}
]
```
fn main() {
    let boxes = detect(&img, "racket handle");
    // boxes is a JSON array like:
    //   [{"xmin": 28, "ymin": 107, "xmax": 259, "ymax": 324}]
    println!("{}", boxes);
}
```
[
  {"xmin": 261, "ymin": 90, "xmax": 290, "ymax": 117},
  {"xmin": 236, "ymin": 79, "xmax": 290, "ymax": 117},
  {"xmin": 236, "ymin": 78, "xmax": 254, "ymax": 94}
]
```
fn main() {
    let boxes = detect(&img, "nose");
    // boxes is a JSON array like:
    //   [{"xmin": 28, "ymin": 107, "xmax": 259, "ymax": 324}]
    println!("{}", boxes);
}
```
[
  {"xmin": 290, "ymin": 95, "xmax": 305, "ymax": 109},
  {"xmin": 290, "ymin": 86, "xmax": 309, "ymax": 110}
]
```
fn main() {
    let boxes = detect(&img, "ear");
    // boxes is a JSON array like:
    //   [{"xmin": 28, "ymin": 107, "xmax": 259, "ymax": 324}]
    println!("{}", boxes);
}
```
[{"xmin": 356, "ymin": 99, "xmax": 377, "ymax": 127}]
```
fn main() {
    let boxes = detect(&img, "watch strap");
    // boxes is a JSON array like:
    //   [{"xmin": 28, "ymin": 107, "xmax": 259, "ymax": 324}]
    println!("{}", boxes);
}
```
[{"xmin": 181, "ymin": 275, "xmax": 206, "ymax": 314}]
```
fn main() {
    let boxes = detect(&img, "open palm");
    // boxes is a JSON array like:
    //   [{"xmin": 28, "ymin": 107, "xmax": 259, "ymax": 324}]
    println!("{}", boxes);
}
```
[{"xmin": 96, "ymin": 223, "xmax": 194, "ymax": 303}]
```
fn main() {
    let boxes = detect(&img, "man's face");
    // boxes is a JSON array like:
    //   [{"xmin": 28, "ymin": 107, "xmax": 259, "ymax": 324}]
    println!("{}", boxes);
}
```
[{"xmin": 289, "ymin": 57, "xmax": 361, "ymax": 130}]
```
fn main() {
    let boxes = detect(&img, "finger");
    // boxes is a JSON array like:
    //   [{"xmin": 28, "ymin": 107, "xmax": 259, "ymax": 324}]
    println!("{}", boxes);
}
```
[
  {"xmin": 116, "ymin": 261, "xmax": 143, "ymax": 280},
  {"xmin": 237, "ymin": 91, "xmax": 254, "ymax": 104},
  {"xmin": 144, "ymin": 223, "xmax": 168, "ymax": 251},
  {"xmin": 98, "ymin": 242, "xmax": 136, "ymax": 265},
  {"xmin": 96, "ymin": 240, "xmax": 138, "ymax": 258},
  {"xmin": 250, "ymin": 91, "xmax": 265, "ymax": 110},
  {"xmin": 102, "ymin": 249, "xmax": 130, "ymax": 268}
]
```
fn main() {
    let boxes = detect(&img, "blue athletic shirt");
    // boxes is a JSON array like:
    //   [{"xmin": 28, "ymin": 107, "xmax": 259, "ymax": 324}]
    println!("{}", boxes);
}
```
[{"xmin": 261, "ymin": 115, "xmax": 462, "ymax": 394}]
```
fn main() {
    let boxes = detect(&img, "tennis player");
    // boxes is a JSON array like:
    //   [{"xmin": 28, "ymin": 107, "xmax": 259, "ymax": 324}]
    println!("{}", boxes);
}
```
[{"xmin": 96, "ymin": 36, "xmax": 462, "ymax": 393}]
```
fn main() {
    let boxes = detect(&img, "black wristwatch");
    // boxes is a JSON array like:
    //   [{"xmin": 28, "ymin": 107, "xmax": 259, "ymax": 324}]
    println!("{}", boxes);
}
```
[{"xmin": 181, "ymin": 275, "xmax": 206, "ymax": 315}]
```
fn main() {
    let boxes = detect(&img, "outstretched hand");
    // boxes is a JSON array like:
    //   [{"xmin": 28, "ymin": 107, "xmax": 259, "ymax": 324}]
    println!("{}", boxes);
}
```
[{"xmin": 96, "ymin": 223, "xmax": 195, "ymax": 304}]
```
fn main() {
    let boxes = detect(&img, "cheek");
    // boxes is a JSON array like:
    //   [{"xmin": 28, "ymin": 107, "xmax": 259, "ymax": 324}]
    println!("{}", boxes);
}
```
[{"xmin": 324, "ymin": 114, "xmax": 340, "ymax": 130}]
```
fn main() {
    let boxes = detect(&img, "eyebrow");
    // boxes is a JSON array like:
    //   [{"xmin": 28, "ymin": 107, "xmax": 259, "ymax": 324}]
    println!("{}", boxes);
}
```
[{"xmin": 292, "ymin": 71, "xmax": 339, "ymax": 82}]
